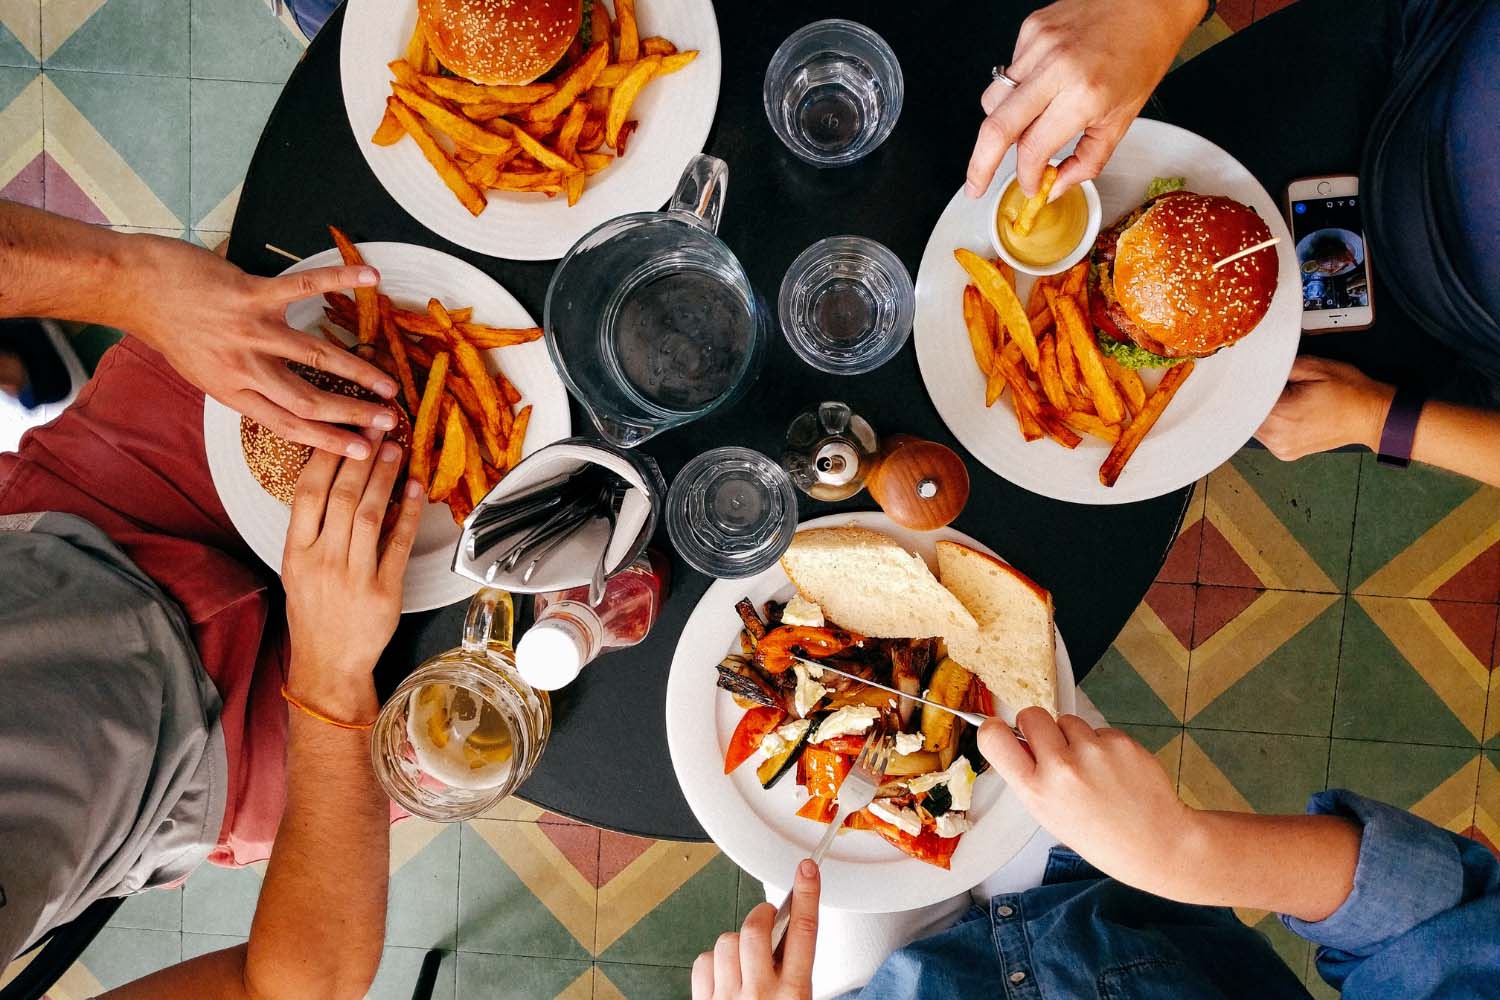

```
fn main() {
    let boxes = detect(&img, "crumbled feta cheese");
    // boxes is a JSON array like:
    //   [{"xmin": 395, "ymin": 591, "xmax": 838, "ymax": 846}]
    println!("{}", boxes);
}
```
[
  {"xmin": 893, "ymin": 732, "xmax": 924, "ymax": 756},
  {"xmin": 934, "ymin": 812, "xmax": 971, "ymax": 838},
  {"xmin": 759, "ymin": 731, "xmax": 788, "ymax": 757},
  {"xmin": 792, "ymin": 663, "xmax": 829, "ymax": 718},
  {"xmin": 907, "ymin": 758, "xmax": 978, "ymax": 811},
  {"xmin": 781, "ymin": 595, "xmax": 825, "ymax": 628},
  {"xmin": 812, "ymin": 706, "xmax": 879, "ymax": 743},
  {"xmin": 868, "ymin": 799, "xmax": 923, "ymax": 837},
  {"xmin": 760, "ymin": 720, "xmax": 810, "ymax": 758}
]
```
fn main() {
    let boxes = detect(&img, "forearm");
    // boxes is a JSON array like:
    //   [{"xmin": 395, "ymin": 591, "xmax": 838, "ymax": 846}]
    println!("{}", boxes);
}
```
[
  {"xmin": 244, "ymin": 666, "xmax": 389, "ymax": 1000},
  {"xmin": 1149, "ymin": 810, "xmax": 1361, "ymax": 922},
  {"xmin": 1408, "ymin": 402, "xmax": 1500, "ymax": 488}
]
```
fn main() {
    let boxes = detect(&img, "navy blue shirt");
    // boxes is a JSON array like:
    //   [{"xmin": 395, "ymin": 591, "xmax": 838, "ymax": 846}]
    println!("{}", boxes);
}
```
[{"xmin": 855, "ymin": 792, "xmax": 1499, "ymax": 999}]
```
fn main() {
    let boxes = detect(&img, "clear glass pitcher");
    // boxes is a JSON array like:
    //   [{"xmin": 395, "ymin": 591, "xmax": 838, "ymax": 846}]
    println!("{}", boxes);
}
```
[
  {"xmin": 371, "ymin": 589, "xmax": 551, "ymax": 822},
  {"xmin": 544, "ymin": 154, "xmax": 770, "ymax": 448}
]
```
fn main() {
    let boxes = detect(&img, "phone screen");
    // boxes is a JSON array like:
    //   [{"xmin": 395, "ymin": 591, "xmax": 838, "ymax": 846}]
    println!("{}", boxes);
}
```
[{"xmin": 1289, "ymin": 195, "xmax": 1371, "ymax": 312}]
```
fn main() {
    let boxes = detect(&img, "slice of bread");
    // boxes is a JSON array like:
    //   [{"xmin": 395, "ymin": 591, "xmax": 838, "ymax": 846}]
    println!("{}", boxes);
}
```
[
  {"xmin": 780, "ymin": 527, "xmax": 978, "ymax": 646},
  {"xmin": 936, "ymin": 540, "xmax": 1057, "ymax": 715}
]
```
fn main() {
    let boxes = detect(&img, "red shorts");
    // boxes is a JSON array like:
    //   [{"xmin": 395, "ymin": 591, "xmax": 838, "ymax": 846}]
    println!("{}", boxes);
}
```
[{"xmin": 3, "ymin": 338, "xmax": 289, "ymax": 866}]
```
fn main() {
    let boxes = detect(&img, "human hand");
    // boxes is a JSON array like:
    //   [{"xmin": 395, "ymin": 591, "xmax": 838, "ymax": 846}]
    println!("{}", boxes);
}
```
[
  {"xmin": 964, "ymin": 0, "xmax": 1205, "ymax": 199},
  {"xmin": 1255, "ymin": 356, "xmax": 1394, "ymax": 460},
  {"xmin": 281, "ymin": 434, "xmax": 423, "ymax": 722},
  {"xmin": 122, "ymin": 233, "xmax": 401, "ymax": 459},
  {"xmin": 979, "ymin": 709, "xmax": 1199, "ymax": 892},
  {"xmin": 691, "ymin": 860, "xmax": 819, "ymax": 1000}
]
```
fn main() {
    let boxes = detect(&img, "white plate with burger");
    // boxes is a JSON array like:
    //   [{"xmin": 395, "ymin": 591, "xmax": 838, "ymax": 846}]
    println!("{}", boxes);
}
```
[
  {"xmin": 914, "ymin": 118, "xmax": 1301, "ymax": 505},
  {"xmin": 665, "ymin": 511, "xmax": 1076, "ymax": 913},
  {"xmin": 341, "ymin": 0, "xmax": 722, "ymax": 261},
  {"xmin": 203, "ymin": 241, "xmax": 571, "ymax": 612}
]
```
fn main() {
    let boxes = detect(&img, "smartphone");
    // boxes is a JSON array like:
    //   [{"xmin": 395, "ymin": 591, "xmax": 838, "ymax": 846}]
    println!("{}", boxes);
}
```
[{"xmin": 1285, "ymin": 175, "xmax": 1375, "ymax": 332}]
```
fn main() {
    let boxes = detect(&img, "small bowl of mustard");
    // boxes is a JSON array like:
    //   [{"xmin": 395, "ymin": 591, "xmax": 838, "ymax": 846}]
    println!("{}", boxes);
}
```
[{"xmin": 985, "ymin": 163, "xmax": 1101, "ymax": 277}]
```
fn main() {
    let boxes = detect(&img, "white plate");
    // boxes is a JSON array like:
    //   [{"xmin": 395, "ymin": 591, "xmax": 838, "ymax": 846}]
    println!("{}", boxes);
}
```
[
  {"xmin": 914, "ymin": 119, "xmax": 1301, "ymax": 505},
  {"xmin": 340, "ymin": 0, "xmax": 722, "ymax": 260},
  {"xmin": 203, "ymin": 242, "xmax": 571, "ymax": 612},
  {"xmin": 665, "ymin": 511, "xmax": 1077, "ymax": 913}
]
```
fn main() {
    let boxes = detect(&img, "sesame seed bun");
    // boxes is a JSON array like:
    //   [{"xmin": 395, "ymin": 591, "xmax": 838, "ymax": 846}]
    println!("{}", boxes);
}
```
[
  {"xmin": 1095, "ymin": 192, "xmax": 1277, "ymax": 359},
  {"xmin": 419, "ymin": 0, "xmax": 583, "ymax": 86},
  {"xmin": 240, "ymin": 364, "xmax": 412, "ymax": 505}
]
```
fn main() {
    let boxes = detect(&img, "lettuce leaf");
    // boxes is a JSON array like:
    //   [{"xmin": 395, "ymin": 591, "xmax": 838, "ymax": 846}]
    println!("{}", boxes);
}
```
[
  {"xmin": 1145, "ymin": 176, "xmax": 1186, "ymax": 200},
  {"xmin": 1096, "ymin": 332, "xmax": 1189, "ymax": 370}
]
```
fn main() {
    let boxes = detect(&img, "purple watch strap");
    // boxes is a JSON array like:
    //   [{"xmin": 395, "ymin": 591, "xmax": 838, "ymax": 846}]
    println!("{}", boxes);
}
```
[{"xmin": 1376, "ymin": 385, "xmax": 1424, "ymax": 468}]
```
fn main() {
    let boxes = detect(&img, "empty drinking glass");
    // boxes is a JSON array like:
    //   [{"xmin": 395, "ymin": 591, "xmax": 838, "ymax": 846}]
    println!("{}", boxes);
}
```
[
  {"xmin": 666, "ymin": 448, "xmax": 798, "ymax": 579},
  {"xmin": 763, "ymin": 19, "xmax": 904, "ymax": 167},
  {"xmin": 778, "ymin": 236, "xmax": 915, "ymax": 374}
]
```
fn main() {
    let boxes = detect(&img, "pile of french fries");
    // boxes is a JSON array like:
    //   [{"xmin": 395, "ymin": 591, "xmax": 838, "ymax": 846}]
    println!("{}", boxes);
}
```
[
  {"xmin": 324, "ymin": 227, "xmax": 540, "ymax": 524},
  {"xmin": 954, "ymin": 248, "xmax": 1195, "ymax": 488},
  {"xmin": 372, "ymin": 0, "xmax": 697, "ymax": 213}
]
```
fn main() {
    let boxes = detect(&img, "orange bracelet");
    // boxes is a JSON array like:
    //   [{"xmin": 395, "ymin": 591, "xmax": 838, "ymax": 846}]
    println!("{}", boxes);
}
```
[{"xmin": 280, "ymin": 683, "xmax": 375, "ymax": 731}]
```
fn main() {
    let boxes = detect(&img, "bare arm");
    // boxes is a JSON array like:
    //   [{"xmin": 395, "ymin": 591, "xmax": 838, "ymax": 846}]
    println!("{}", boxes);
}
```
[
  {"xmin": 0, "ymin": 200, "xmax": 399, "ymax": 456},
  {"xmin": 103, "ymin": 439, "xmax": 424, "ymax": 1000},
  {"xmin": 980, "ymin": 710, "xmax": 1360, "ymax": 923},
  {"xmin": 1257, "ymin": 356, "xmax": 1500, "ymax": 488}
]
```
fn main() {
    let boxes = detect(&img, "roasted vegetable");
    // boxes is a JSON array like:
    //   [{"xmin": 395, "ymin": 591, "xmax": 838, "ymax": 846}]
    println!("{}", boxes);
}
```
[
  {"xmin": 921, "ymin": 657, "xmax": 974, "ymax": 752},
  {"xmin": 763, "ymin": 600, "xmax": 786, "ymax": 627},
  {"xmin": 847, "ymin": 810, "xmax": 960, "ymax": 869},
  {"xmin": 826, "ymin": 684, "xmax": 898, "ymax": 712},
  {"xmin": 956, "ymin": 726, "xmax": 991, "ymax": 777},
  {"xmin": 754, "ymin": 625, "xmax": 865, "ymax": 674},
  {"xmin": 883, "ymin": 749, "xmax": 942, "ymax": 776},
  {"xmin": 802, "ymin": 747, "xmax": 854, "ymax": 800},
  {"xmin": 735, "ymin": 598, "xmax": 768, "ymax": 643},
  {"xmin": 756, "ymin": 719, "xmax": 811, "ymax": 789},
  {"xmin": 922, "ymin": 783, "xmax": 954, "ymax": 817},
  {"xmin": 890, "ymin": 645, "xmax": 924, "ymax": 728},
  {"xmin": 716, "ymin": 655, "xmax": 780, "ymax": 710},
  {"xmin": 725, "ymin": 706, "xmax": 784, "ymax": 774},
  {"xmin": 795, "ymin": 795, "xmax": 838, "ymax": 824}
]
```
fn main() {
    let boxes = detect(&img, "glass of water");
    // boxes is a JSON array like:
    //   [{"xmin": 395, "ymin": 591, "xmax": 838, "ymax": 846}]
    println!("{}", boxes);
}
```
[
  {"xmin": 763, "ymin": 19, "xmax": 904, "ymax": 168},
  {"xmin": 666, "ymin": 447, "xmax": 798, "ymax": 579},
  {"xmin": 778, "ymin": 236, "xmax": 915, "ymax": 375}
]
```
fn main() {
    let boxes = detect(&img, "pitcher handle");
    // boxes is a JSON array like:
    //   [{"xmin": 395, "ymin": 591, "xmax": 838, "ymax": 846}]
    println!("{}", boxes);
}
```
[
  {"xmin": 667, "ymin": 154, "xmax": 728, "ymax": 233},
  {"xmin": 462, "ymin": 587, "xmax": 516, "ymax": 654}
]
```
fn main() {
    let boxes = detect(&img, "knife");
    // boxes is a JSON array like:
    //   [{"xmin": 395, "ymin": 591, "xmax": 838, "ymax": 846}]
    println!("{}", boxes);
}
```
[{"xmin": 793, "ymin": 656, "xmax": 1028, "ymax": 743}]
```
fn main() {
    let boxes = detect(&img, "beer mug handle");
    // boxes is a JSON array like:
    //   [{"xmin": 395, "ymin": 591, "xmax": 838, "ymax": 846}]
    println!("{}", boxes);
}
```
[
  {"xmin": 462, "ymin": 587, "xmax": 516, "ymax": 654},
  {"xmin": 667, "ymin": 154, "xmax": 728, "ymax": 233}
]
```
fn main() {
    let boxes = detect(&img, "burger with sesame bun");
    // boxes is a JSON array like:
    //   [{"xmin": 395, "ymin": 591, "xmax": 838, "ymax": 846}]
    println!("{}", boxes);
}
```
[
  {"xmin": 418, "ymin": 0, "xmax": 583, "ymax": 86},
  {"xmin": 1089, "ymin": 180, "xmax": 1278, "ymax": 369},
  {"xmin": 240, "ymin": 364, "xmax": 412, "ymax": 506}
]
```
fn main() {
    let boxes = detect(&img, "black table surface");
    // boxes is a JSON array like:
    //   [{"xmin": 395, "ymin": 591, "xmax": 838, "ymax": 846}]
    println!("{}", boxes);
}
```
[{"xmin": 228, "ymin": 1, "xmax": 1190, "ymax": 841}]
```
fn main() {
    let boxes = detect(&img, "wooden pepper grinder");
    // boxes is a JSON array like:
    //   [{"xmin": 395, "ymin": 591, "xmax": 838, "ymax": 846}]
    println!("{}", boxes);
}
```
[{"xmin": 864, "ymin": 434, "xmax": 971, "ymax": 531}]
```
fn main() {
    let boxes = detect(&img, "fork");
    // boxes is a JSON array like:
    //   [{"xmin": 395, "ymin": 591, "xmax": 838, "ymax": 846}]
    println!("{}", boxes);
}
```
[{"xmin": 769, "ymin": 729, "xmax": 893, "ymax": 953}]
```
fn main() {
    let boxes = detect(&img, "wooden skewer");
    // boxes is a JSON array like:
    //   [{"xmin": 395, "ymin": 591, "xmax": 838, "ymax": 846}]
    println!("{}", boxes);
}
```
[
  {"xmin": 264, "ymin": 243, "xmax": 304, "ymax": 263},
  {"xmin": 1212, "ymin": 237, "xmax": 1280, "ymax": 271}
]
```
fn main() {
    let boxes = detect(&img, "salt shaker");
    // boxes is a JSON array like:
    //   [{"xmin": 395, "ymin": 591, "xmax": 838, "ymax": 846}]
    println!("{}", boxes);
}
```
[{"xmin": 781, "ymin": 401, "xmax": 879, "ymax": 502}]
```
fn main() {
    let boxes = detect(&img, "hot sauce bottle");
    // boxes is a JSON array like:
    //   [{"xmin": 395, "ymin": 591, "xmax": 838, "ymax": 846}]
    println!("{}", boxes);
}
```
[{"xmin": 515, "ymin": 550, "xmax": 669, "ymax": 690}]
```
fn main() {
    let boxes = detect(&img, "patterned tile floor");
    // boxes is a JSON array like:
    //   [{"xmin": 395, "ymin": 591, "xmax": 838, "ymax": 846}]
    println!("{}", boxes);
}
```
[{"xmin": 2, "ymin": 1, "xmax": 1496, "ymax": 998}]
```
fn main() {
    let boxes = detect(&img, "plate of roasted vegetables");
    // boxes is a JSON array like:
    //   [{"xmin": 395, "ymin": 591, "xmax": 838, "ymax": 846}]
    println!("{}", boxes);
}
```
[{"xmin": 665, "ymin": 512, "xmax": 1075, "ymax": 912}]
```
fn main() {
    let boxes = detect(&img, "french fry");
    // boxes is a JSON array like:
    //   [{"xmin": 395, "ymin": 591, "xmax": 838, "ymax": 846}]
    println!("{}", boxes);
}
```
[
  {"xmin": 430, "ymin": 405, "xmax": 467, "ymax": 502},
  {"xmin": 1047, "ymin": 287, "xmax": 1124, "ymax": 424},
  {"xmin": 1061, "ymin": 410, "xmax": 1123, "ymax": 444},
  {"xmin": 607, "ymin": 56, "xmax": 660, "ymax": 148},
  {"xmin": 615, "ymin": 0, "xmax": 639, "ymax": 61},
  {"xmin": 524, "ymin": 42, "xmax": 609, "ymax": 122},
  {"xmin": 379, "ymin": 296, "xmax": 420, "ymax": 415},
  {"xmin": 1103, "ymin": 355, "xmax": 1148, "ymax": 413},
  {"xmin": 446, "ymin": 491, "xmax": 474, "ymax": 526},
  {"xmin": 595, "ymin": 49, "xmax": 696, "ymax": 88},
  {"xmin": 996, "ymin": 259, "xmax": 1016, "ymax": 290},
  {"xmin": 589, "ymin": 0, "xmax": 611, "ymax": 51},
  {"xmin": 1100, "ymin": 360, "xmax": 1195, "ymax": 487},
  {"xmin": 1054, "ymin": 305, "xmax": 1081, "ymax": 394},
  {"xmin": 985, "ymin": 369, "xmax": 1006, "ymax": 408},
  {"xmin": 994, "ymin": 347, "xmax": 1048, "ymax": 443},
  {"xmin": 962, "ymin": 284, "xmax": 996, "ymax": 377},
  {"xmin": 372, "ymin": 106, "xmax": 404, "ymax": 145},
  {"xmin": 404, "ymin": 18, "xmax": 428, "ymax": 68},
  {"xmin": 505, "ymin": 405, "xmax": 532, "ymax": 470},
  {"xmin": 419, "ymin": 77, "xmax": 555, "ymax": 105},
  {"xmin": 463, "ymin": 153, "xmax": 501, "ymax": 184},
  {"xmin": 496, "ymin": 371, "xmax": 522, "ymax": 406},
  {"xmin": 556, "ymin": 101, "xmax": 588, "ymax": 161},
  {"xmin": 1010, "ymin": 164, "xmax": 1058, "ymax": 238},
  {"xmin": 1037, "ymin": 335, "xmax": 1069, "ymax": 411},
  {"xmin": 435, "ymin": 303, "xmax": 501, "ymax": 434},
  {"xmin": 492, "ymin": 170, "xmax": 566, "ymax": 192},
  {"xmin": 392, "ymin": 84, "xmax": 514, "ymax": 155},
  {"xmin": 323, "ymin": 290, "xmax": 357, "ymax": 329},
  {"xmin": 954, "ymin": 248, "xmax": 1039, "ymax": 370},
  {"xmin": 641, "ymin": 35, "xmax": 677, "ymax": 56},
  {"xmin": 444, "ymin": 380, "xmax": 500, "ymax": 461},
  {"xmin": 410, "ymin": 351, "xmax": 450, "ymax": 487},
  {"xmin": 460, "ymin": 410, "xmax": 488, "ymax": 505},
  {"xmin": 581, "ymin": 151, "xmax": 613, "ymax": 173},
  {"xmin": 1065, "ymin": 391, "xmax": 1097, "ymax": 415},
  {"xmin": 614, "ymin": 120, "xmax": 640, "ymax": 154},
  {"xmin": 386, "ymin": 98, "xmax": 486, "ymax": 216},
  {"xmin": 463, "ymin": 100, "xmax": 535, "ymax": 121},
  {"xmin": 456, "ymin": 323, "xmax": 543, "ymax": 349},
  {"xmin": 328, "ymin": 226, "xmax": 377, "ymax": 345},
  {"xmin": 320, "ymin": 325, "xmax": 347, "ymax": 349},
  {"xmin": 450, "ymin": 307, "xmax": 473, "ymax": 324},
  {"xmin": 508, "ymin": 126, "xmax": 578, "ymax": 173},
  {"xmin": 1059, "ymin": 260, "xmax": 1088, "ymax": 297},
  {"xmin": 564, "ymin": 171, "xmax": 586, "ymax": 206},
  {"xmin": 1035, "ymin": 403, "xmax": 1084, "ymax": 449}
]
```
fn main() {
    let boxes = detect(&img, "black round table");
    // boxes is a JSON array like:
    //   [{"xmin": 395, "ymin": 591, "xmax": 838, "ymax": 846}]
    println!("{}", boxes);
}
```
[{"xmin": 228, "ymin": 0, "xmax": 1190, "ymax": 841}]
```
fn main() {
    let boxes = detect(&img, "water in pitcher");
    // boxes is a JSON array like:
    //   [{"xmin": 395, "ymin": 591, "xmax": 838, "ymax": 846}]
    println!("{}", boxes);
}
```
[{"xmin": 605, "ymin": 263, "xmax": 754, "ymax": 414}]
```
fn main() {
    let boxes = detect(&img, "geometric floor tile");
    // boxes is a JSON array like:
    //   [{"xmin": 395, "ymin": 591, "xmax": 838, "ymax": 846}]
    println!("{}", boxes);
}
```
[
  {"xmin": 1156, "ymin": 478, "xmax": 1206, "ymax": 584},
  {"xmin": 1477, "ymin": 752, "xmax": 1499, "ymax": 855},
  {"xmin": 0, "ymin": 67, "xmax": 41, "ymax": 207},
  {"xmin": 1187, "ymin": 590, "xmax": 1343, "ymax": 736},
  {"xmin": 1327, "ymin": 739, "xmax": 1480, "ymax": 836},
  {"xmin": 1488, "ymin": 671, "xmax": 1500, "ymax": 749},
  {"xmin": 110, "ymin": 886, "xmax": 182, "ymax": 932},
  {"xmin": 0, "ymin": 2, "xmax": 40, "ymax": 67},
  {"xmin": 42, "ymin": 0, "xmax": 188, "ymax": 75},
  {"xmin": 597, "ymin": 851, "xmax": 739, "ymax": 967},
  {"xmin": 596, "ymin": 960, "xmax": 693, "ymax": 1000},
  {"xmin": 181, "ymin": 860, "xmax": 263, "ymax": 938},
  {"xmin": 181, "ymin": 932, "xmax": 246, "ymax": 960},
  {"xmin": 72, "ymin": 927, "xmax": 180, "ymax": 994},
  {"xmin": 1350, "ymin": 456, "xmax": 1500, "ymax": 602},
  {"xmin": 1117, "ymin": 722, "xmax": 1187, "ymax": 790},
  {"xmin": 1252, "ymin": 914, "xmax": 1311, "ymax": 992},
  {"xmin": 189, "ymin": 0, "xmax": 305, "ymax": 84},
  {"xmin": 367, "ymin": 946, "xmax": 456, "ymax": 1000},
  {"xmin": 386, "ymin": 820, "xmax": 460, "ymax": 950},
  {"xmin": 1083, "ymin": 582, "xmax": 1194, "ymax": 726},
  {"xmin": 456, "ymin": 953, "xmax": 593, "ymax": 1000},
  {"xmin": 1333, "ymin": 596, "xmax": 1495, "ymax": 746},
  {"xmin": 1179, "ymin": 729, "xmax": 1330, "ymax": 816},
  {"xmin": 188, "ymin": 77, "xmax": 282, "ymax": 230},
  {"xmin": 1202, "ymin": 450, "xmax": 1359, "ymax": 593},
  {"xmin": 458, "ymin": 821, "xmax": 595, "ymax": 959}
]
